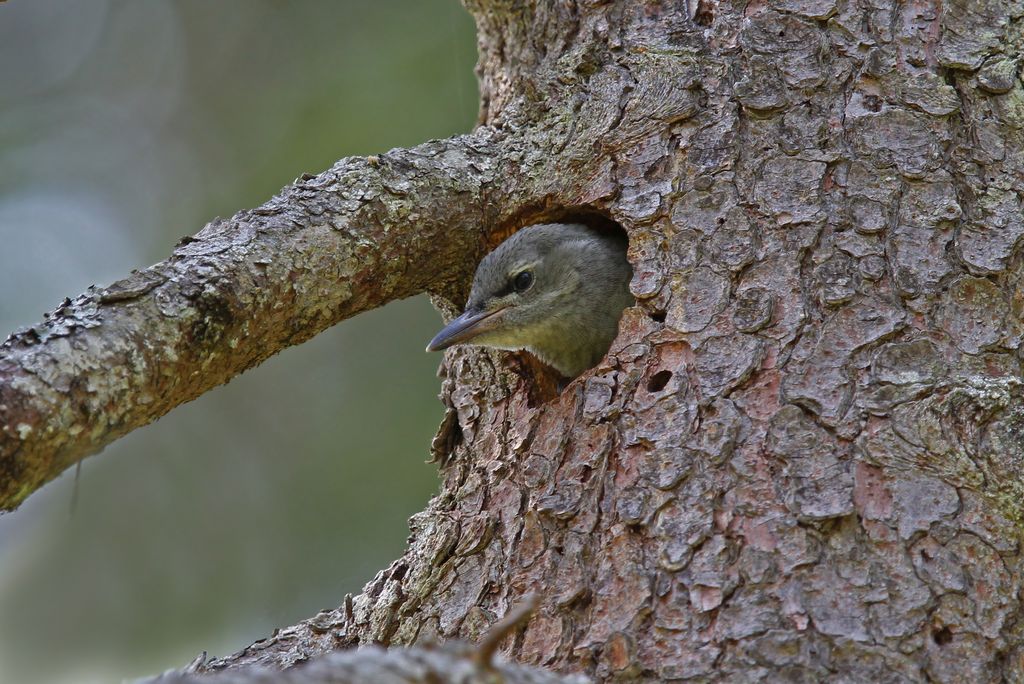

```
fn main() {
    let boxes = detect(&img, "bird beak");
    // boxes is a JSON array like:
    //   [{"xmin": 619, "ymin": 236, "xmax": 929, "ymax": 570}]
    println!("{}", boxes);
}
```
[{"xmin": 426, "ymin": 307, "xmax": 507, "ymax": 352}]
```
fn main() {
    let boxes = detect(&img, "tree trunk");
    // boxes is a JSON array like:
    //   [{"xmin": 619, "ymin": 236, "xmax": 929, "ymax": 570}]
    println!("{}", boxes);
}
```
[{"xmin": 6, "ymin": 0, "xmax": 1024, "ymax": 681}]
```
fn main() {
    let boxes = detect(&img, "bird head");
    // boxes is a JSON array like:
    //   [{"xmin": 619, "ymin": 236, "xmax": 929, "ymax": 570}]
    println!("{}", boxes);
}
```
[{"xmin": 427, "ymin": 223, "xmax": 632, "ymax": 377}]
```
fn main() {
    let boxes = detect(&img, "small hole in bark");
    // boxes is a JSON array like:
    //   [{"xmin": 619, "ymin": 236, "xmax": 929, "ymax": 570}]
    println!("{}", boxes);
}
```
[
  {"xmin": 932, "ymin": 627, "xmax": 953, "ymax": 645},
  {"xmin": 648, "ymin": 370, "xmax": 673, "ymax": 392},
  {"xmin": 694, "ymin": 0, "xmax": 714, "ymax": 25},
  {"xmin": 650, "ymin": 310, "xmax": 666, "ymax": 323}
]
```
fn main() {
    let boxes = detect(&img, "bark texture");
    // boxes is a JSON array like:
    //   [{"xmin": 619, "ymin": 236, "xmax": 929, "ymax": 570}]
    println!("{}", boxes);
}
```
[
  {"xmin": 151, "ymin": 645, "xmax": 588, "ymax": 684},
  {"xmin": 5, "ymin": 0, "xmax": 1024, "ymax": 682},
  {"xmin": 205, "ymin": 1, "xmax": 1022, "ymax": 681},
  {"xmin": 0, "ymin": 136, "xmax": 498, "ymax": 509},
  {"xmin": 149, "ymin": 597, "xmax": 588, "ymax": 684}
]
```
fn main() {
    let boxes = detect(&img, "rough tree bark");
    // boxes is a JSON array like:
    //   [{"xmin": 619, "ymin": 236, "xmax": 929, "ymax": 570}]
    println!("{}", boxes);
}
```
[{"xmin": 3, "ymin": 0, "xmax": 1024, "ymax": 682}]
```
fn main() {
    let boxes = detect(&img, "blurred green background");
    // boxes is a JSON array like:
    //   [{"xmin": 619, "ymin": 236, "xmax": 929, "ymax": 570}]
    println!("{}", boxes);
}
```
[{"xmin": 0, "ymin": 1, "xmax": 477, "ymax": 682}]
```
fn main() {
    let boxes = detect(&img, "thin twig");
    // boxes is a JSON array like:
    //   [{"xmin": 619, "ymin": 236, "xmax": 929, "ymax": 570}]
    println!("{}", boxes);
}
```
[{"xmin": 473, "ymin": 593, "xmax": 540, "ymax": 669}]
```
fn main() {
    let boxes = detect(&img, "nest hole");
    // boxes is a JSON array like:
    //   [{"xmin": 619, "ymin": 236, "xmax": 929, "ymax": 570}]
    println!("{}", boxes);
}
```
[
  {"xmin": 490, "ymin": 204, "xmax": 628, "ymax": 249},
  {"xmin": 490, "ymin": 205, "xmax": 633, "ymax": 404},
  {"xmin": 647, "ymin": 370, "xmax": 673, "ymax": 392}
]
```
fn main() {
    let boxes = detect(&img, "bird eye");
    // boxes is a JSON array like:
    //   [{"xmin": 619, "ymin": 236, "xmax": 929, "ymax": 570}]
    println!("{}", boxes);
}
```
[{"xmin": 513, "ymin": 270, "xmax": 534, "ymax": 293}]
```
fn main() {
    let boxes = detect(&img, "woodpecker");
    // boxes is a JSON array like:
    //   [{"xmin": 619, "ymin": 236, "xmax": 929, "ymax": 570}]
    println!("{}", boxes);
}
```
[{"xmin": 427, "ymin": 223, "xmax": 633, "ymax": 378}]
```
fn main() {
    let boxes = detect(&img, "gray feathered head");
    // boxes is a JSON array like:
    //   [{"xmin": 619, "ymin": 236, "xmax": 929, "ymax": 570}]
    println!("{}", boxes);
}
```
[{"xmin": 427, "ymin": 223, "xmax": 633, "ymax": 377}]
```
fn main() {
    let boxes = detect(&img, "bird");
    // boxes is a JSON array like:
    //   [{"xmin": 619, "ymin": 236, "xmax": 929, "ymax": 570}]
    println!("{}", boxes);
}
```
[{"xmin": 427, "ymin": 222, "xmax": 633, "ymax": 378}]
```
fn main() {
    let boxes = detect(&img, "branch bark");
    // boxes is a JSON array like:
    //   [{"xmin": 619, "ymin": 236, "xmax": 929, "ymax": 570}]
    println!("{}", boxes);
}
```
[
  {"xmin": 149, "ymin": 644, "xmax": 588, "ymax": 684},
  {"xmin": 0, "ymin": 133, "xmax": 497, "ymax": 510},
  {"xmin": 148, "ymin": 595, "xmax": 588, "ymax": 684}
]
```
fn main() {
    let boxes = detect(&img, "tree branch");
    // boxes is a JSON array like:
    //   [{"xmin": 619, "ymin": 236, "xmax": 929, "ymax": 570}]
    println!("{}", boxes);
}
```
[
  {"xmin": 148, "ymin": 643, "xmax": 588, "ymax": 684},
  {"xmin": 0, "ymin": 131, "xmax": 499, "ymax": 511},
  {"xmin": 147, "ymin": 593, "xmax": 587, "ymax": 684}
]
